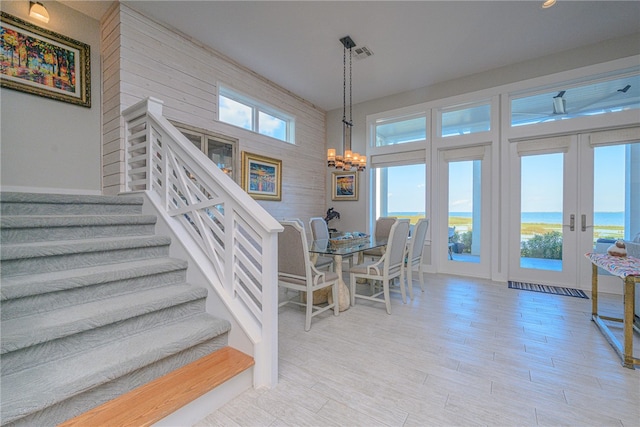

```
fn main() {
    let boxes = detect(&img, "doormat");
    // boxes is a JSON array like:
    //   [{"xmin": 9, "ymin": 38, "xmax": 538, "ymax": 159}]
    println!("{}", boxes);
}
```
[{"xmin": 508, "ymin": 281, "xmax": 589, "ymax": 299}]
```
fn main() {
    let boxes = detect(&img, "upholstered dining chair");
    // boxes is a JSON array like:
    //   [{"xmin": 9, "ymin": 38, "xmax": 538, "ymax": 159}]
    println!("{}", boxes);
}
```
[
  {"xmin": 309, "ymin": 217, "xmax": 352, "ymax": 268},
  {"xmin": 349, "ymin": 219, "xmax": 410, "ymax": 314},
  {"xmin": 285, "ymin": 218, "xmax": 333, "ymax": 271},
  {"xmin": 361, "ymin": 216, "xmax": 397, "ymax": 261},
  {"xmin": 278, "ymin": 221, "xmax": 339, "ymax": 331},
  {"xmin": 405, "ymin": 218, "xmax": 429, "ymax": 299}
]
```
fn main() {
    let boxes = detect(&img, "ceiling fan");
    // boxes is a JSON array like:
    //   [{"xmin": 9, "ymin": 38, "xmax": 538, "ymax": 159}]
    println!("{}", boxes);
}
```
[
  {"xmin": 557, "ymin": 84, "xmax": 631, "ymax": 114},
  {"xmin": 512, "ymin": 83, "xmax": 634, "ymax": 122}
]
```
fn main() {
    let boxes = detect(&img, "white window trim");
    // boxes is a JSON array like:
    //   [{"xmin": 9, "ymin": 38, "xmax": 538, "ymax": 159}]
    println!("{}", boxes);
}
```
[{"xmin": 217, "ymin": 84, "xmax": 295, "ymax": 144}]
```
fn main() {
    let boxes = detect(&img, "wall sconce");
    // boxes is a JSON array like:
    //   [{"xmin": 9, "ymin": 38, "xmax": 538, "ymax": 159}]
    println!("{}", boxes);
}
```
[{"xmin": 29, "ymin": 2, "xmax": 50, "ymax": 23}]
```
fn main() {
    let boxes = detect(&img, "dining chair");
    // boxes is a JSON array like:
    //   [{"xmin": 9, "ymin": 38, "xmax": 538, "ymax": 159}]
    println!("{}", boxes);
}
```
[
  {"xmin": 309, "ymin": 217, "xmax": 352, "ymax": 268},
  {"xmin": 349, "ymin": 219, "xmax": 410, "ymax": 314},
  {"xmin": 278, "ymin": 221, "xmax": 339, "ymax": 331},
  {"xmin": 285, "ymin": 218, "xmax": 333, "ymax": 271},
  {"xmin": 405, "ymin": 218, "xmax": 429, "ymax": 299},
  {"xmin": 362, "ymin": 216, "xmax": 397, "ymax": 261}
]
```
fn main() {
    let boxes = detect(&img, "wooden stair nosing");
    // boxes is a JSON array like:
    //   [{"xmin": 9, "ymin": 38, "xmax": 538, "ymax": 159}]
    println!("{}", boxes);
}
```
[{"xmin": 58, "ymin": 347, "xmax": 254, "ymax": 427}]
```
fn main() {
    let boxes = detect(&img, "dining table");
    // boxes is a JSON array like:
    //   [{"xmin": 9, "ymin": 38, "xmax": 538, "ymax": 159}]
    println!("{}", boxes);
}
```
[{"xmin": 309, "ymin": 236, "xmax": 388, "ymax": 311}]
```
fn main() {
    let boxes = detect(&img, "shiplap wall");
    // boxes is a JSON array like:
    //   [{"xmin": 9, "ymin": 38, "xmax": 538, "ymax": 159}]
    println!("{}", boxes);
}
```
[{"xmin": 101, "ymin": 3, "xmax": 327, "ymax": 224}]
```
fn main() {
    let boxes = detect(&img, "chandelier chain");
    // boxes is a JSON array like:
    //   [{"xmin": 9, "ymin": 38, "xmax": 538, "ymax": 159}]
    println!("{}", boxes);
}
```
[
  {"xmin": 343, "ymin": 44, "xmax": 347, "ymax": 123},
  {"xmin": 349, "ymin": 45, "xmax": 352, "ymax": 127}
]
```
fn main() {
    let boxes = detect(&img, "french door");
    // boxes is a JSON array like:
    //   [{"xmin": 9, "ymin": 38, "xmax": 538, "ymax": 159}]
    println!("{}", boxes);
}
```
[
  {"xmin": 439, "ymin": 145, "xmax": 491, "ymax": 278},
  {"xmin": 509, "ymin": 128, "xmax": 639, "ymax": 290}
]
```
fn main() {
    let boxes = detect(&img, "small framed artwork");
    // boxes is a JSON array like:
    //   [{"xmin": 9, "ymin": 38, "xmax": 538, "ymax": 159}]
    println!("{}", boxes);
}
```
[
  {"xmin": 0, "ymin": 12, "xmax": 91, "ymax": 107},
  {"xmin": 332, "ymin": 171, "xmax": 358, "ymax": 201},
  {"xmin": 241, "ymin": 151, "xmax": 282, "ymax": 201}
]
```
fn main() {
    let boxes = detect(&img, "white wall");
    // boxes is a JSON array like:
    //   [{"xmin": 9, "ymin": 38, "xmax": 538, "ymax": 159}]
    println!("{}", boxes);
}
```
[
  {"xmin": 327, "ymin": 32, "xmax": 640, "ymax": 235},
  {"xmin": 101, "ymin": 3, "xmax": 328, "ymax": 226},
  {"xmin": 0, "ymin": 1, "xmax": 102, "ymax": 194}
]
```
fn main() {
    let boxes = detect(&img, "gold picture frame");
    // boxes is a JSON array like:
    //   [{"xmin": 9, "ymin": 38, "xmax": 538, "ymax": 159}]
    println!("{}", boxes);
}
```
[
  {"xmin": 332, "ymin": 171, "xmax": 358, "ymax": 201},
  {"xmin": 241, "ymin": 151, "xmax": 282, "ymax": 201},
  {"xmin": 0, "ymin": 12, "xmax": 91, "ymax": 107}
]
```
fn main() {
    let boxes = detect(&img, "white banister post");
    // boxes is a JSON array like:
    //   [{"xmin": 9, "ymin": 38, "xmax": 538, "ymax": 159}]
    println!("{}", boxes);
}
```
[
  {"xmin": 254, "ymin": 232, "xmax": 279, "ymax": 388},
  {"xmin": 146, "ymin": 97, "xmax": 164, "ymax": 116},
  {"xmin": 123, "ymin": 113, "xmax": 131, "ymax": 192},
  {"xmin": 145, "ymin": 99, "xmax": 163, "ymax": 194},
  {"xmin": 224, "ymin": 203, "xmax": 235, "ymax": 295}
]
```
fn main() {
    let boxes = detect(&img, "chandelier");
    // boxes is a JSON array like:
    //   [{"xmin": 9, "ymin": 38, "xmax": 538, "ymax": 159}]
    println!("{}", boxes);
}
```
[{"xmin": 327, "ymin": 36, "xmax": 365, "ymax": 172}]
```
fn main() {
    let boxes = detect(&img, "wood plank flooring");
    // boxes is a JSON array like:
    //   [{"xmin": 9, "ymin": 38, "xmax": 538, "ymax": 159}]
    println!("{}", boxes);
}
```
[{"xmin": 195, "ymin": 274, "xmax": 639, "ymax": 426}]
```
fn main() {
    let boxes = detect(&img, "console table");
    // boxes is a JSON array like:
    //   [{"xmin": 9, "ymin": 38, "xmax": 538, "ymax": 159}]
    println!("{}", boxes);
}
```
[{"xmin": 586, "ymin": 252, "xmax": 640, "ymax": 369}]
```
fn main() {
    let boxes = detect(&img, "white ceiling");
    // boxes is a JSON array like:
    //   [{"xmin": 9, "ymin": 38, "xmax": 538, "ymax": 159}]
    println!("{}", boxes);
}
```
[{"xmin": 61, "ymin": 1, "xmax": 640, "ymax": 111}]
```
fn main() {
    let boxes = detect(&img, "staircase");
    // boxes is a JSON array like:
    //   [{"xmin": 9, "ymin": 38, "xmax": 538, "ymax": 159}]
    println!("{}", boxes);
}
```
[{"xmin": 0, "ymin": 192, "xmax": 251, "ymax": 426}]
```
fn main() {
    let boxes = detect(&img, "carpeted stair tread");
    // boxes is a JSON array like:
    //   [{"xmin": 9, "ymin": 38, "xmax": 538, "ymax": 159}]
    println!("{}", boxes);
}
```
[
  {"xmin": 0, "ymin": 192, "xmax": 144, "ymax": 206},
  {"xmin": 0, "ymin": 235, "xmax": 171, "ymax": 261},
  {"xmin": 0, "ymin": 214, "xmax": 157, "ymax": 228},
  {"xmin": 1, "ymin": 285, "xmax": 208, "ymax": 354},
  {"xmin": 1, "ymin": 258, "xmax": 188, "ymax": 301},
  {"xmin": 0, "ymin": 193, "xmax": 144, "ymax": 216},
  {"xmin": 0, "ymin": 313, "xmax": 231, "ymax": 424}
]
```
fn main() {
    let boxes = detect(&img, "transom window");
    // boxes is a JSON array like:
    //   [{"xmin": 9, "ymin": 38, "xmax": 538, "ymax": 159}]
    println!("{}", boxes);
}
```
[
  {"xmin": 440, "ymin": 102, "xmax": 491, "ymax": 137},
  {"xmin": 218, "ymin": 86, "xmax": 294, "ymax": 143},
  {"xmin": 374, "ymin": 114, "xmax": 426, "ymax": 147},
  {"xmin": 510, "ymin": 71, "xmax": 639, "ymax": 127}
]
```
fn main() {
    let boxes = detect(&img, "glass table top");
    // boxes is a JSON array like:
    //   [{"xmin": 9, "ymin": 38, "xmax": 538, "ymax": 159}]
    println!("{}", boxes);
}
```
[{"xmin": 309, "ymin": 237, "xmax": 387, "ymax": 256}]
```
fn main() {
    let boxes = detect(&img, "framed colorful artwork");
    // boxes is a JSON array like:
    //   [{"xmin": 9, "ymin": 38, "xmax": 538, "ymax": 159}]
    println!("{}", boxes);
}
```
[
  {"xmin": 332, "ymin": 171, "xmax": 358, "ymax": 201},
  {"xmin": 241, "ymin": 151, "xmax": 282, "ymax": 201},
  {"xmin": 0, "ymin": 12, "xmax": 91, "ymax": 107}
]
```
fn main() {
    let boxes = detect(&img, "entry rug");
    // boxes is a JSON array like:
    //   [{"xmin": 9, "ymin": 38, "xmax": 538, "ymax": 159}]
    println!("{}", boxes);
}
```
[{"xmin": 508, "ymin": 281, "xmax": 589, "ymax": 299}]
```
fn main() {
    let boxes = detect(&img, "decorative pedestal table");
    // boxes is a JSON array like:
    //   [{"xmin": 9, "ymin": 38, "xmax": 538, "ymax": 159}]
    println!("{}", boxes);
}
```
[{"xmin": 586, "ymin": 252, "xmax": 640, "ymax": 369}]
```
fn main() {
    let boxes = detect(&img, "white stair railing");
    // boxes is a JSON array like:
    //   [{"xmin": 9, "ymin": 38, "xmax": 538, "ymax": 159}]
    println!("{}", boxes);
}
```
[{"xmin": 122, "ymin": 97, "xmax": 282, "ymax": 388}]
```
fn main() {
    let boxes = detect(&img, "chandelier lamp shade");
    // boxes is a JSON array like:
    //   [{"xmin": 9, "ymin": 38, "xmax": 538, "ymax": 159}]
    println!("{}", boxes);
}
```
[{"xmin": 327, "ymin": 35, "xmax": 365, "ymax": 172}]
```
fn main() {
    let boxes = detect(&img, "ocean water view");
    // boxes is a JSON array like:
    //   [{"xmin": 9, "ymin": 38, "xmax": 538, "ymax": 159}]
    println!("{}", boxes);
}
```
[{"xmin": 391, "ymin": 212, "xmax": 625, "ymax": 226}]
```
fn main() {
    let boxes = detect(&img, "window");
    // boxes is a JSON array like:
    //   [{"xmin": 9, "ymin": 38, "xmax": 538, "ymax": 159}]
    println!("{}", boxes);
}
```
[
  {"xmin": 510, "ymin": 72, "xmax": 639, "ymax": 127},
  {"xmin": 172, "ymin": 122, "xmax": 238, "ymax": 182},
  {"xmin": 374, "ymin": 115, "xmax": 426, "ymax": 147},
  {"xmin": 218, "ymin": 86, "xmax": 294, "ymax": 143},
  {"xmin": 374, "ymin": 163, "xmax": 426, "ymax": 225},
  {"xmin": 440, "ymin": 102, "xmax": 491, "ymax": 137}
]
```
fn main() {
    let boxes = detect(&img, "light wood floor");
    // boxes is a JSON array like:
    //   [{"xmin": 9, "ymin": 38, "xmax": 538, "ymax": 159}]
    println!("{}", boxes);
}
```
[{"xmin": 195, "ymin": 274, "xmax": 640, "ymax": 426}]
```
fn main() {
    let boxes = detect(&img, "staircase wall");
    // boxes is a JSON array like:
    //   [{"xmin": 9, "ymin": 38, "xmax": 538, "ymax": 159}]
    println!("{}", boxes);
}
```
[{"xmin": 128, "ymin": 191, "xmax": 255, "ymax": 358}]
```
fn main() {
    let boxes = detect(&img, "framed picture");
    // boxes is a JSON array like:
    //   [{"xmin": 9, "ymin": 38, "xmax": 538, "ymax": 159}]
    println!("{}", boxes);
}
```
[
  {"xmin": 241, "ymin": 151, "xmax": 282, "ymax": 201},
  {"xmin": 332, "ymin": 171, "xmax": 358, "ymax": 201},
  {"xmin": 0, "ymin": 12, "xmax": 91, "ymax": 107}
]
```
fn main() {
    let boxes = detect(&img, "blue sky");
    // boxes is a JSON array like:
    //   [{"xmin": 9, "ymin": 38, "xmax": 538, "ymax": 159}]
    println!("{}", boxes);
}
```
[{"xmin": 386, "ymin": 144, "xmax": 629, "ymax": 213}]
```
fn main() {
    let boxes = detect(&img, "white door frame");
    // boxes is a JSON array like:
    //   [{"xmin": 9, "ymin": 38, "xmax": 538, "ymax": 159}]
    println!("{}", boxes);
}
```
[
  {"xmin": 438, "ymin": 144, "xmax": 492, "ymax": 278},
  {"xmin": 508, "ymin": 135, "xmax": 580, "ymax": 287}
]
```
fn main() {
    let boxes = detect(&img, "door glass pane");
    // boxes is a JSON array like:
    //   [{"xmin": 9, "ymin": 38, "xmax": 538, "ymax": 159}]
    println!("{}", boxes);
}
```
[
  {"xmin": 207, "ymin": 137, "xmax": 233, "ymax": 178},
  {"xmin": 448, "ymin": 160, "xmax": 481, "ymax": 263},
  {"xmin": 593, "ymin": 143, "xmax": 639, "ymax": 250},
  {"xmin": 375, "ymin": 164, "xmax": 425, "ymax": 225},
  {"xmin": 520, "ymin": 153, "xmax": 563, "ymax": 270}
]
